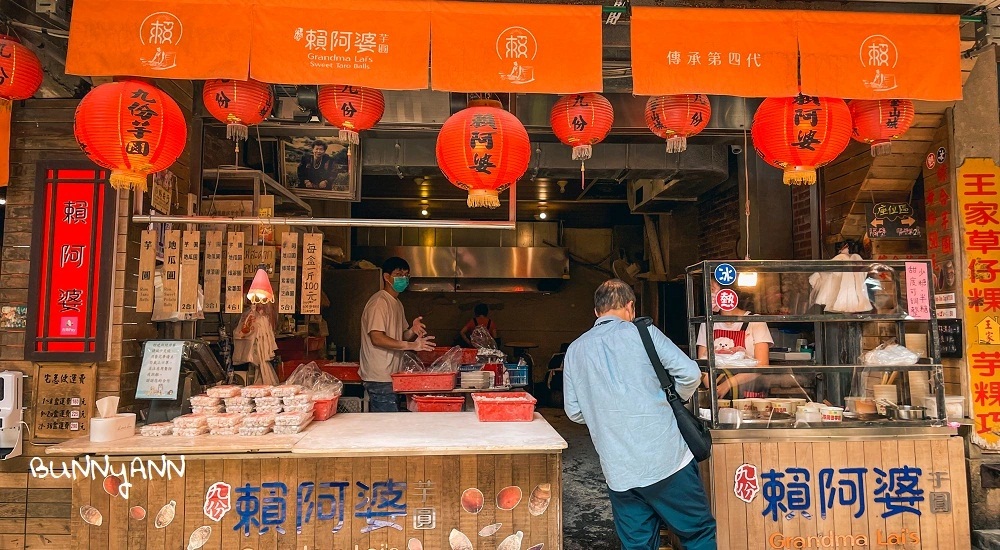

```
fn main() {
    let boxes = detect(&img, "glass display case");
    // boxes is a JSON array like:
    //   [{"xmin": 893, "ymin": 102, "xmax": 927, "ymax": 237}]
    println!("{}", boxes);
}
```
[{"xmin": 686, "ymin": 259, "xmax": 946, "ymax": 430}]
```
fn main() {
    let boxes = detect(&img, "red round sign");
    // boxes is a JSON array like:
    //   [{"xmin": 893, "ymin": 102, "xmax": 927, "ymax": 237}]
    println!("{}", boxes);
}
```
[
  {"xmin": 925, "ymin": 153, "xmax": 936, "ymax": 170},
  {"xmin": 716, "ymin": 289, "xmax": 739, "ymax": 312}
]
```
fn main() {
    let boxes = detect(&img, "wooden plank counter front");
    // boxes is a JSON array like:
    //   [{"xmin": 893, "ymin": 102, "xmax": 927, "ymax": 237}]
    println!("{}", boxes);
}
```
[
  {"xmin": 45, "ymin": 412, "xmax": 567, "ymax": 550},
  {"xmin": 707, "ymin": 427, "xmax": 971, "ymax": 550}
]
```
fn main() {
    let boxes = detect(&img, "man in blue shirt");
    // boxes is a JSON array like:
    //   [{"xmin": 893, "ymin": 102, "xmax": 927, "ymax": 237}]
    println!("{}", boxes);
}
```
[{"xmin": 564, "ymin": 279, "xmax": 716, "ymax": 550}]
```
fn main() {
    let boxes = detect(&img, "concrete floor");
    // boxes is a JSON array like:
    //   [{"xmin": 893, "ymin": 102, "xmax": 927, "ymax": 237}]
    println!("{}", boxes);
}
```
[{"xmin": 540, "ymin": 407, "xmax": 623, "ymax": 550}]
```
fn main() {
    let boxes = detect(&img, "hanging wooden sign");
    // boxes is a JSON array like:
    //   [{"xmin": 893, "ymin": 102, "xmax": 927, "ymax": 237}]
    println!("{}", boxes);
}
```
[
  {"xmin": 225, "ymin": 231, "xmax": 245, "ymax": 314},
  {"xmin": 137, "ymin": 229, "xmax": 157, "ymax": 313},
  {"xmin": 279, "ymin": 233, "xmax": 299, "ymax": 315},
  {"xmin": 162, "ymin": 229, "xmax": 182, "ymax": 313},
  {"xmin": 203, "ymin": 231, "xmax": 223, "ymax": 313},
  {"xmin": 244, "ymin": 245, "xmax": 277, "ymax": 277},
  {"xmin": 300, "ymin": 233, "xmax": 323, "ymax": 315},
  {"xmin": 179, "ymin": 230, "xmax": 201, "ymax": 315}
]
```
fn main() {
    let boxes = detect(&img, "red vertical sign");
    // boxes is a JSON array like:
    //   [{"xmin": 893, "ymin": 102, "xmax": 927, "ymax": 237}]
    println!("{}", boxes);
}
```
[{"xmin": 25, "ymin": 165, "xmax": 116, "ymax": 361}]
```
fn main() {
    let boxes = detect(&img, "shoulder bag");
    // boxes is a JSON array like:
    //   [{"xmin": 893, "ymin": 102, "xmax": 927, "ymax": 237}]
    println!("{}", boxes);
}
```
[{"xmin": 633, "ymin": 317, "xmax": 712, "ymax": 462}]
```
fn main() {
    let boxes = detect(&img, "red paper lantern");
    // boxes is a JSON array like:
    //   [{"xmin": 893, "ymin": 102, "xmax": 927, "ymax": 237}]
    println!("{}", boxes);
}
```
[
  {"xmin": 0, "ymin": 35, "xmax": 43, "ymax": 103},
  {"xmin": 644, "ymin": 94, "xmax": 711, "ymax": 153},
  {"xmin": 849, "ymin": 99, "xmax": 915, "ymax": 157},
  {"xmin": 202, "ymin": 78, "xmax": 273, "ymax": 143},
  {"xmin": 550, "ymin": 93, "xmax": 614, "ymax": 162},
  {"xmin": 74, "ymin": 80, "xmax": 187, "ymax": 192},
  {"xmin": 317, "ymin": 85, "xmax": 385, "ymax": 144},
  {"xmin": 435, "ymin": 99, "xmax": 530, "ymax": 209},
  {"xmin": 751, "ymin": 95, "xmax": 852, "ymax": 186}
]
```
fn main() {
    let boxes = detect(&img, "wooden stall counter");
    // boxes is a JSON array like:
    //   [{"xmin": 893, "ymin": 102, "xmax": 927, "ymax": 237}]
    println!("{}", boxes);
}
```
[{"xmin": 46, "ymin": 412, "xmax": 567, "ymax": 550}]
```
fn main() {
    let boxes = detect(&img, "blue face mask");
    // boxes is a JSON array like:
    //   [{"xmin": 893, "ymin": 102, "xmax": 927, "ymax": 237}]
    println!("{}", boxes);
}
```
[{"xmin": 391, "ymin": 276, "xmax": 410, "ymax": 293}]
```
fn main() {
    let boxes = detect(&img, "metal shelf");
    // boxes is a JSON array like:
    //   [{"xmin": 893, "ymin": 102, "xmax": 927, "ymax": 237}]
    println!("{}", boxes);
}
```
[
  {"xmin": 698, "ymin": 364, "xmax": 942, "ymax": 374},
  {"xmin": 203, "ymin": 168, "xmax": 313, "ymax": 217}
]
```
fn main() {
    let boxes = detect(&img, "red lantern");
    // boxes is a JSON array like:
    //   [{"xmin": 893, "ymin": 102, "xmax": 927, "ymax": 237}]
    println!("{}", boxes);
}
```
[
  {"xmin": 202, "ymin": 78, "xmax": 273, "ymax": 143},
  {"xmin": 849, "ymin": 99, "xmax": 915, "ymax": 157},
  {"xmin": 74, "ymin": 80, "xmax": 187, "ymax": 192},
  {"xmin": 550, "ymin": 92, "xmax": 614, "ymax": 162},
  {"xmin": 317, "ymin": 85, "xmax": 385, "ymax": 144},
  {"xmin": 436, "ymin": 99, "xmax": 530, "ymax": 209},
  {"xmin": 644, "ymin": 94, "xmax": 711, "ymax": 153},
  {"xmin": 0, "ymin": 35, "xmax": 43, "ymax": 103},
  {"xmin": 751, "ymin": 95, "xmax": 852, "ymax": 186}
]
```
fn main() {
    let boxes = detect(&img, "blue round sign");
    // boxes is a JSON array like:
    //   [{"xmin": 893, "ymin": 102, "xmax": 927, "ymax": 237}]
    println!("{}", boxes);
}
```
[{"xmin": 714, "ymin": 263, "xmax": 737, "ymax": 286}]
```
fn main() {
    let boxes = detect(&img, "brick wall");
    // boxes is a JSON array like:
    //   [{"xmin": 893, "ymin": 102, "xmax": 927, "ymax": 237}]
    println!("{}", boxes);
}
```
[
  {"xmin": 698, "ymin": 181, "xmax": 740, "ymax": 260},
  {"xmin": 791, "ymin": 185, "xmax": 813, "ymax": 259}
]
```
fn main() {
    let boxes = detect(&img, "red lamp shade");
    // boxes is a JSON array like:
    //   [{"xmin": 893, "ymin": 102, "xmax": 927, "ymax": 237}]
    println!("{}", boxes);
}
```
[
  {"xmin": 74, "ymin": 80, "xmax": 187, "ymax": 192},
  {"xmin": 202, "ymin": 78, "xmax": 273, "ymax": 142},
  {"xmin": 849, "ymin": 99, "xmax": 915, "ymax": 157},
  {"xmin": 317, "ymin": 85, "xmax": 385, "ymax": 144},
  {"xmin": 0, "ymin": 35, "xmax": 43, "ymax": 103},
  {"xmin": 550, "ymin": 93, "xmax": 614, "ymax": 162},
  {"xmin": 436, "ymin": 99, "xmax": 530, "ymax": 209},
  {"xmin": 751, "ymin": 95, "xmax": 852, "ymax": 186},
  {"xmin": 644, "ymin": 94, "xmax": 711, "ymax": 153},
  {"xmin": 247, "ymin": 268, "xmax": 274, "ymax": 304}
]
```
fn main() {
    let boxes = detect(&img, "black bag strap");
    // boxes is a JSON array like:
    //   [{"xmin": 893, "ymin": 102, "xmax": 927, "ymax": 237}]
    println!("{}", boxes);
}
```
[
  {"xmin": 739, "ymin": 321, "xmax": 750, "ymax": 332},
  {"xmin": 633, "ymin": 317, "xmax": 682, "ymax": 402}
]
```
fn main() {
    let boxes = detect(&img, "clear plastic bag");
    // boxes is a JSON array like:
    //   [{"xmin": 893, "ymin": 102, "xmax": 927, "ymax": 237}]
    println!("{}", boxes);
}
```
[
  {"xmin": 714, "ymin": 350, "xmax": 760, "ymax": 368},
  {"xmin": 286, "ymin": 362, "xmax": 345, "ymax": 399},
  {"xmin": 861, "ymin": 339, "xmax": 920, "ymax": 366},
  {"xmin": 429, "ymin": 346, "xmax": 464, "ymax": 373},
  {"xmin": 401, "ymin": 353, "xmax": 426, "ymax": 373},
  {"xmin": 470, "ymin": 326, "xmax": 497, "ymax": 351}
]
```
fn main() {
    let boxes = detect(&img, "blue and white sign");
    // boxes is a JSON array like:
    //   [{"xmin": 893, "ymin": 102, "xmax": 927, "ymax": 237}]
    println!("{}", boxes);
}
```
[
  {"xmin": 714, "ymin": 263, "xmax": 737, "ymax": 286},
  {"xmin": 136, "ymin": 340, "xmax": 185, "ymax": 400}
]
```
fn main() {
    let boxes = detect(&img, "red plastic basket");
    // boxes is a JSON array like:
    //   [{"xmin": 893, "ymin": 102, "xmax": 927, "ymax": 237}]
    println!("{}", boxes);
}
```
[
  {"xmin": 410, "ymin": 395, "xmax": 465, "ymax": 412},
  {"xmin": 391, "ymin": 372, "xmax": 457, "ymax": 392},
  {"xmin": 472, "ymin": 391, "xmax": 537, "ymax": 422},
  {"xmin": 416, "ymin": 347, "xmax": 479, "ymax": 366},
  {"xmin": 313, "ymin": 397, "xmax": 339, "ymax": 421}
]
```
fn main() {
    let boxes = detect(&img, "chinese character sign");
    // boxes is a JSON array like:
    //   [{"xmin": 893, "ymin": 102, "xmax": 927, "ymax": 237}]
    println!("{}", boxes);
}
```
[
  {"xmin": 904, "ymin": 262, "xmax": 932, "ymax": 320},
  {"xmin": 202, "ymin": 231, "xmax": 223, "ymax": 313},
  {"xmin": 300, "ymin": 233, "xmax": 323, "ymax": 315},
  {"xmin": 957, "ymin": 158, "xmax": 1000, "ymax": 445},
  {"xmin": 32, "ymin": 363, "xmax": 97, "ymax": 443},
  {"xmin": 279, "ymin": 233, "xmax": 299, "ymax": 315},
  {"xmin": 137, "ymin": 229, "xmax": 157, "ymax": 313}
]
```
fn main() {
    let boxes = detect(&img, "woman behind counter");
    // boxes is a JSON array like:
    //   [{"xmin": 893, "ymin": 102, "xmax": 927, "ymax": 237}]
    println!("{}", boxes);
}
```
[
  {"xmin": 696, "ymin": 280, "xmax": 773, "ymax": 398},
  {"xmin": 460, "ymin": 303, "xmax": 499, "ymax": 347}
]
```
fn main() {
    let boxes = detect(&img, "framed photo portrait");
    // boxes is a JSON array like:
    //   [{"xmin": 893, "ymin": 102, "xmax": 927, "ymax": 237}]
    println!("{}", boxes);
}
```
[{"xmin": 280, "ymin": 135, "xmax": 361, "ymax": 201}]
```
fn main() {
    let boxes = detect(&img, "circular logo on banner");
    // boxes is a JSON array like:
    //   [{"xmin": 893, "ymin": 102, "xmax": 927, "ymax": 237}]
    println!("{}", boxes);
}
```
[
  {"xmin": 926, "ymin": 153, "xmax": 936, "ymax": 170},
  {"xmin": 937, "ymin": 147, "xmax": 947, "ymax": 164},
  {"xmin": 714, "ymin": 263, "xmax": 737, "ymax": 286},
  {"xmin": 716, "ymin": 289, "xmax": 739, "ymax": 312}
]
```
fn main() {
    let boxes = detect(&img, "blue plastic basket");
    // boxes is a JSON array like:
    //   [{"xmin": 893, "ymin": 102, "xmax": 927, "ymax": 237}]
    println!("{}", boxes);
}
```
[{"xmin": 507, "ymin": 364, "xmax": 529, "ymax": 387}]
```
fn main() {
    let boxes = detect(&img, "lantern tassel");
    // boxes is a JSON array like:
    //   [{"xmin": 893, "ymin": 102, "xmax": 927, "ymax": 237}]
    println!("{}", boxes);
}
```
[
  {"xmin": 666, "ymin": 136, "xmax": 688, "ymax": 154},
  {"xmin": 110, "ymin": 170, "xmax": 148, "ymax": 193},
  {"xmin": 226, "ymin": 123, "xmax": 249, "ymax": 142},
  {"xmin": 581, "ymin": 160, "xmax": 586, "ymax": 189},
  {"xmin": 467, "ymin": 188, "xmax": 501, "ymax": 209},
  {"xmin": 783, "ymin": 168, "xmax": 818, "ymax": 186},
  {"xmin": 339, "ymin": 129, "xmax": 360, "ymax": 145},
  {"xmin": 571, "ymin": 145, "xmax": 592, "ymax": 161},
  {"xmin": 870, "ymin": 141, "xmax": 892, "ymax": 157}
]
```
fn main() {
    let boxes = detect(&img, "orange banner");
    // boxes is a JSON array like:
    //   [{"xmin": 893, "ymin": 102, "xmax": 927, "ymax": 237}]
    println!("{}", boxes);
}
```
[
  {"xmin": 250, "ymin": 0, "xmax": 430, "ymax": 88},
  {"xmin": 798, "ymin": 11, "xmax": 961, "ymax": 101},
  {"xmin": 430, "ymin": 1, "xmax": 602, "ymax": 94},
  {"xmin": 66, "ymin": 0, "xmax": 251, "ymax": 79},
  {"xmin": 631, "ymin": 7, "xmax": 800, "ymax": 98},
  {"xmin": 0, "ymin": 100, "xmax": 9, "ymax": 187}
]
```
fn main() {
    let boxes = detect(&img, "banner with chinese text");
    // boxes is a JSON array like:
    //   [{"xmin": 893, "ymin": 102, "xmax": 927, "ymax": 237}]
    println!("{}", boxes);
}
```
[
  {"xmin": 66, "ymin": 0, "xmax": 251, "ymax": 79},
  {"xmin": 430, "ymin": 1, "xmax": 602, "ymax": 94},
  {"xmin": 798, "ymin": 11, "xmax": 961, "ymax": 101},
  {"xmin": 250, "ymin": 0, "xmax": 430, "ymax": 88},
  {"xmin": 631, "ymin": 7, "xmax": 800, "ymax": 97},
  {"xmin": 957, "ymin": 158, "xmax": 1000, "ymax": 447}
]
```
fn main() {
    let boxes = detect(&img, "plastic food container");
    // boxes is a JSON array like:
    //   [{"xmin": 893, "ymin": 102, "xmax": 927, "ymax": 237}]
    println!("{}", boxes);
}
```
[
  {"xmin": 206, "ymin": 385, "xmax": 242, "ymax": 398},
  {"xmin": 172, "ymin": 426, "xmax": 209, "ymax": 437},
  {"xmin": 171, "ymin": 413, "xmax": 209, "ymax": 428},
  {"xmin": 224, "ymin": 396, "xmax": 253, "ymax": 407},
  {"xmin": 191, "ymin": 405, "xmax": 224, "ymax": 415},
  {"xmin": 411, "ymin": 395, "xmax": 465, "ymax": 413},
  {"xmin": 209, "ymin": 427, "xmax": 239, "ymax": 436},
  {"xmin": 282, "ymin": 392, "xmax": 314, "ymax": 406},
  {"xmin": 190, "ymin": 395, "xmax": 222, "ymax": 407},
  {"xmin": 207, "ymin": 413, "xmax": 245, "ymax": 429},
  {"xmin": 241, "ymin": 385, "xmax": 274, "ymax": 398},
  {"xmin": 821, "ymin": 407, "xmax": 844, "ymax": 422},
  {"xmin": 275, "ymin": 411, "xmax": 312, "ymax": 426},
  {"xmin": 243, "ymin": 412, "xmax": 276, "ymax": 427},
  {"xmin": 313, "ymin": 398, "xmax": 338, "ymax": 421},
  {"xmin": 472, "ymin": 391, "xmax": 537, "ymax": 422},
  {"xmin": 312, "ymin": 391, "xmax": 341, "ymax": 401},
  {"xmin": 274, "ymin": 418, "xmax": 313, "ymax": 435},
  {"xmin": 226, "ymin": 405, "xmax": 254, "ymax": 415},
  {"xmin": 139, "ymin": 423, "xmax": 174, "ymax": 437},
  {"xmin": 238, "ymin": 425, "xmax": 272, "ymax": 436},
  {"xmin": 391, "ymin": 372, "xmax": 457, "ymax": 393},
  {"xmin": 271, "ymin": 385, "xmax": 304, "ymax": 397},
  {"xmin": 254, "ymin": 397, "xmax": 282, "ymax": 407},
  {"xmin": 255, "ymin": 405, "xmax": 284, "ymax": 414},
  {"xmin": 923, "ymin": 396, "xmax": 965, "ymax": 419},
  {"xmin": 284, "ymin": 403, "xmax": 314, "ymax": 414}
]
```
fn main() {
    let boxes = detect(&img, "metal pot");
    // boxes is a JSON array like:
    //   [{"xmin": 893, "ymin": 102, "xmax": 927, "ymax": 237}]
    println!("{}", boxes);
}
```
[{"xmin": 888, "ymin": 405, "xmax": 927, "ymax": 421}]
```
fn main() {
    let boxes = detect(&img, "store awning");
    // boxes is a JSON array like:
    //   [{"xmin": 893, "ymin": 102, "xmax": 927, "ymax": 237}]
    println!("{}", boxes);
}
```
[{"xmin": 632, "ymin": 7, "xmax": 962, "ymax": 101}]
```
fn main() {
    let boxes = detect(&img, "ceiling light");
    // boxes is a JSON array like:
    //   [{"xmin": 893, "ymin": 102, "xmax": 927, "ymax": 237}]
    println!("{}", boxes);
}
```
[
  {"xmin": 538, "ymin": 211, "xmax": 547, "ymax": 220},
  {"xmin": 421, "ymin": 209, "xmax": 429, "ymax": 216},
  {"xmin": 0, "ymin": 198, "xmax": 6, "ymax": 206},
  {"xmin": 737, "ymin": 271, "xmax": 758, "ymax": 287}
]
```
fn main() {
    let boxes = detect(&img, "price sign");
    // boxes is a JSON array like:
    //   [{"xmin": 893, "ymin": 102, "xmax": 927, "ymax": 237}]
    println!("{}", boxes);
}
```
[
  {"xmin": 137, "ymin": 229, "xmax": 157, "ymax": 313},
  {"xmin": 300, "ymin": 233, "xmax": 323, "ymax": 315},
  {"xmin": 279, "ymin": 233, "xmax": 299, "ymax": 314},
  {"xmin": 225, "ymin": 232, "xmax": 245, "ymax": 314},
  {"xmin": 33, "ymin": 363, "xmax": 97, "ymax": 443},
  {"xmin": 203, "ymin": 231, "xmax": 223, "ymax": 313},
  {"xmin": 162, "ymin": 229, "xmax": 181, "ymax": 313},
  {"xmin": 179, "ymin": 230, "xmax": 201, "ymax": 315},
  {"xmin": 904, "ymin": 262, "xmax": 932, "ymax": 320}
]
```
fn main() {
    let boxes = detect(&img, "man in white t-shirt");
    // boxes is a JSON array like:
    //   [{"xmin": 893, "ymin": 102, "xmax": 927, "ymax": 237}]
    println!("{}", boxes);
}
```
[
  {"xmin": 360, "ymin": 257, "xmax": 435, "ymax": 412},
  {"xmin": 696, "ymin": 280, "xmax": 773, "ymax": 398}
]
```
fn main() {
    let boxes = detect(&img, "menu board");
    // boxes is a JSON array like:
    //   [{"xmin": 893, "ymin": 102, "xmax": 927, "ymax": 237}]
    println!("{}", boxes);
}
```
[
  {"xmin": 225, "ymin": 232, "xmax": 245, "ymax": 314},
  {"xmin": 137, "ymin": 229, "xmax": 157, "ymax": 313},
  {"xmin": 32, "ymin": 363, "xmax": 97, "ymax": 443},
  {"xmin": 136, "ymin": 340, "xmax": 186, "ymax": 399},
  {"xmin": 300, "ymin": 233, "xmax": 323, "ymax": 315},
  {"xmin": 279, "ymin": 233, "xmax": 298, "ymax": 314},
  {"xmin": 161, "ymin": 229, "xmax": 181, "ymax": 313},
  {"xmin": 203, "ymin": 231, "xmax": 223, "ymax": 313},
  {"xmin": 904, "ymin": 262, "xmax": 932, "ymax": 320},
  {"xmin": 179, "ymin": 230, "xmax": 201, "ymax": 315}
]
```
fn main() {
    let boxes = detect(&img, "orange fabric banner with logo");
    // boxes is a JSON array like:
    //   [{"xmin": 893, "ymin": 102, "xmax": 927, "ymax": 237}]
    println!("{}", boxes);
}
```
[
  {"xmin": 250, "ymin": 0, "xmax": 430, "ymax": 89},
  {"xmin": 430, "ymin": 1, "xmax": 602, "ymax": 94},
  {"xmin": 66, "ymin": 0, "xmax": 251, "ymax": 80},
  {"xmin": 798, "ymin": 11, "xmax": 961, "ymax": 101},
  {"xmin": 631, "ymin": 7, "xmax": 800, "ymax": 98}
]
